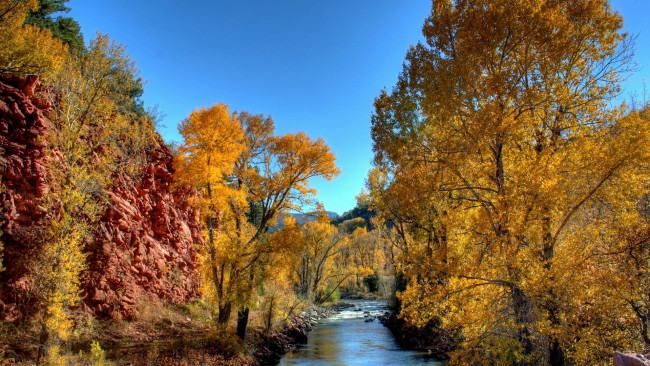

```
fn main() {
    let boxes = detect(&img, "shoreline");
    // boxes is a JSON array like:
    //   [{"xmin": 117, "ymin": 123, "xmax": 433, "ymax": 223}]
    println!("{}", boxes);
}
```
[
  {"xmin": 378, "ymin": 312, "xmax": 454, "ymax": 361},
  {"xmin": 0, "ymin": 302, "xmax": 355, "ymax": 365},
  {"xmin": 253, "ymin": 302, "xmax": 354, "ymax": 365}
]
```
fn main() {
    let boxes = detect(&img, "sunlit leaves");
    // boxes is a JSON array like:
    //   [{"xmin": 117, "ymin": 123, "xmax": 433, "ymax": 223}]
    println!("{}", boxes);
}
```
[
  {"xmin": 175, "ymin": 104, "xmax": 340, "ymax": 337},
  {"xmin": 369, "ymin": 0, "xmax": 648, "ymax": 364},
  {"xmin": 0, "ymin": 0, "xmax": 68, "ymax": 78},
  {"xmin": 175, "ymin": 104, "xmax": 245, "ymax": 217}
]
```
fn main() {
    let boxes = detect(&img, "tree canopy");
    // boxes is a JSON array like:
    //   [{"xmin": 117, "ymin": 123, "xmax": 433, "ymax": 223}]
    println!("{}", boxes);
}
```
[
  {"xmin": 24, "ymin": 0, "xmax": 84, "ymax": 54},
  {"xmin": 369, "ymin": 0, "xmax": 650, "ymax": 364}
]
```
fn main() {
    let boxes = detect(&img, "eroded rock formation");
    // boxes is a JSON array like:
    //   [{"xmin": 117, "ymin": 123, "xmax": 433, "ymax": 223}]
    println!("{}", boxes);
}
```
[
  {"xmin": 85, "ymin": 147, "xmax": 203, "ymax": 320},
  {"xmin": 0, "ymin": 74, "xmax": 203, "ymax": 321},
  {"xmin": 613, "ymin": 352, "xmax": 650, "ymax": 366}
]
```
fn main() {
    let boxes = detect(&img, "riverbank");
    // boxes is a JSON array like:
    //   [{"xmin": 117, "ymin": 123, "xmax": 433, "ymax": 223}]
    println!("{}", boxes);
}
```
[
  {"xmin": 0, "ymin": 301, "xmax": 353, "ymax": 365},
  {"xmin": 379, "ymin": 313, "xmax": 455, "ymax": 360},
  {"xmin": 109, "ymin": 302, "xmax": 354, "ymax": 365},
  {"xmin": 252, "ymin": 302, "xmax": 354, "ymax": 365}
]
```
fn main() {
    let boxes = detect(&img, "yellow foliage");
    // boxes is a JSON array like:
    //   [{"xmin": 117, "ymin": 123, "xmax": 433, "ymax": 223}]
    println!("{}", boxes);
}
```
[
  {"xmin": 258, "ymin": 243, "xmax": 304, "ymax": 331},
  {"xmin": 44, "ymin": 294, "xmax": 74, "ymax": 341},
  {"xmin": 289, "ymin": 214, "xmax": 362, "ymax": 303},
  {"xmin": 369, "ymin": 0, "xmax": 649, "ymax": 364},
  {"xmin": 90, "ymin": 340, "xmax": 106, "ymax": 366},
  {"xmin": 32, "ymin": 210, "xmax": 86, "ymax": 348},
  {"xmin": 174, "ymin": 103, "xmax": 246, "ymax": 326},
  {"xmin": 175, "ymin": 103, "xmax": 245, "ymax": 218},
  {"xmin": 43, "ymin": 345, "xmax": 67, "ymax": 366},
  {"xmin": 177, "ymin": 108, "xmax": 340, "ymax": 337},
  {"xmin": 0, "ymin": 0, "xmax": 68, "ymax": 79}
]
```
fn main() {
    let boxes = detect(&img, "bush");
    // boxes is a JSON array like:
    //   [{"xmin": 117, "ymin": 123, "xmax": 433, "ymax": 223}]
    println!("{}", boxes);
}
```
[
  {"xmin": 321, "ymin": 283, "xmax": 341, "ymax": 303},
  {"xmin": 90, "ymin": 340, "xmax": 106, "ymax": 366},
  {"xmin": 364, "ymin": 271, "xmax": 381, "ymax": 293}
]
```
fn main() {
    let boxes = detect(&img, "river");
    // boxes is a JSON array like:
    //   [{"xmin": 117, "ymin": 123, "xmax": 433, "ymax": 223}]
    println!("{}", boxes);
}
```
[{"xmin": 278, "ymin": 300, "xmax": 445, "ymax": 366}]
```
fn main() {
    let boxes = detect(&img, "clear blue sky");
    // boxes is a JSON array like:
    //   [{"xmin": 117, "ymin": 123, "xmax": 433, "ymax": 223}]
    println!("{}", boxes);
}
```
[{"xmin": 68, "ymin": 0, "xmax": 650, "ymax": 216}]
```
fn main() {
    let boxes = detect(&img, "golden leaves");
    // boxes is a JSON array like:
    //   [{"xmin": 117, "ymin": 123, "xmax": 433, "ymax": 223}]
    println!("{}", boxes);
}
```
[
  {"xmin": 369, "ymin": 0, "xmax": 649, "ymax": 363},
  {"xmin": 175, "ymin": 103, "xmax": 341, "ymax": 334},
  {"xmin": 0, "ymin": 0, "xmax": 68, "ymax": 78},
  {"xmin": 175, "ymin": 103, "xmax": 245, "ymax": 216}
]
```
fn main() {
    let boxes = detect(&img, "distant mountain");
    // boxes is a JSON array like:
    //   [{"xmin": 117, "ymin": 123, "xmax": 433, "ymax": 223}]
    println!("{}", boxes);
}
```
[{"xmin": 273, "ymin": 211, "xmax": 339, "ymax": 230}]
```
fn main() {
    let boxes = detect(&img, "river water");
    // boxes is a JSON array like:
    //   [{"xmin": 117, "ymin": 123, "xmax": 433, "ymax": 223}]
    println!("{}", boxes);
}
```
[{"xmin": 278, "ymin": 300, "xmax": 444, "ymax": 366}]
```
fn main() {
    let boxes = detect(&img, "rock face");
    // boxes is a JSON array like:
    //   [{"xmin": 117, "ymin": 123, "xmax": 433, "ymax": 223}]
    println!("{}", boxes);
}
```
[
  {"xmin": 0, "ymin": 74, "xmax": 55, "ymax": 321},
  {"xmin": 0, "ymin": 74, "xmax": 203, "ymax": 321},
  {"xmin": 613, "ymin": 352, "xmax": 650, "ymax": 366},
  {"xmin": 85, "ymin": 147, "xmax": 203, "ymax": 320}
]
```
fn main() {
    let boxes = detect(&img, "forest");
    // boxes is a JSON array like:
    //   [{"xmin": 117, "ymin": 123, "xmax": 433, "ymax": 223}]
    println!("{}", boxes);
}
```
[{"xmin": 1, "ymin": 0, "xmax": 649, "ymax": 365}]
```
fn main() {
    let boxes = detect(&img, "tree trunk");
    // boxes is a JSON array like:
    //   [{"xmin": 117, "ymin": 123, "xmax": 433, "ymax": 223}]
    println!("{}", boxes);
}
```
[
  {"xmin": 36, "ymin": 321, "xmax": 49, "ymax": 362},
  {"xmin": 236, "ymin": 307, "xmax": 250, "ymax": 339},
  {"xmin": 511, "ymin": 286, "xmax": 533, "ymax": 357},
  {"xmin": 549, "ymin": 338, "xmax": 566, "ymax": 366},
  {"xmin": 639, "ymin": 312, "xmax": 650, "ymax": 353},
  {"xmin": 265, "ymin": 296, "xmax": 275, "ymax": 333},
  {"xmin": 541, "ymin": 211, "xmax": 566, "ymax": 366},
  {"xmin": 218, "ymin": 302, "xmax": 232, "ymax": 325}
]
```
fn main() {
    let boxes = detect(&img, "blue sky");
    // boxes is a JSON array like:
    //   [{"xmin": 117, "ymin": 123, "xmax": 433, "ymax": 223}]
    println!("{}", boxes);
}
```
[{"xmin": 68, "ymin": 1, "xmax": 650, "ymax": 216}]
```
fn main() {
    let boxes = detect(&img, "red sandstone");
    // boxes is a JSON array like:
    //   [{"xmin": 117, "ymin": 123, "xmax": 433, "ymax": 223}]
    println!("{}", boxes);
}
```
[{"xmin": 0, "ymin": 74, "xmax": 203, "ymax": 321}]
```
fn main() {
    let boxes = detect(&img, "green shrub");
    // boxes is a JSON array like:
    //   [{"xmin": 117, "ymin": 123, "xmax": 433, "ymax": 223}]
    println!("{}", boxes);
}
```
[
  {"xmin": 90, "ymin": 340, "xmax": 106, "ymax": 366},
  {"xmin": 363, "ymin": 271, "xmax": 381, "ymax": 293}
]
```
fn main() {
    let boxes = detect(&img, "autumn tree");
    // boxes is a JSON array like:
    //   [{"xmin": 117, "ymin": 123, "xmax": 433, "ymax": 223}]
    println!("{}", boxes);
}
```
[
  {"xmin": 589, "ymin": 106, "xmax": 650, "ymax": 356},
  {"xmin": 175, "ymin": 108, "xmax": 339, "ymax": 339},
  {"xmin": 258, "ymin": 216, "xmax": 304, "ymax": 333},
  {"xmin": 174, "ymin": 104, "xmax": 245, "ymax": 328},
  {"xmin": 25, "ymin": 30, "xmax": 156, "ymax": 362},
  {"xmin": 0, "ymin": 0, "xmax": 68, "ymax": 78},
  {"xmin": 337, "ymin": 217, "xmax": 367, "ymax": 234},
  {"xmin": 295, "ymin": 213, "xmax": 346, "ymax": 303},
  {"xmin": 24, "ymin": 0, "xmax": 84, "ymax": 54},
  {"xmin": 370, "ymin": 0, "xmax": 649, "ymax": 364},
  {"xmin": 347, "ymin": 227, "xmax": 387, "ymax": 292},
  {"xmin": 222, "ymin": 112, "xmax": 340, "ymax": 339}
]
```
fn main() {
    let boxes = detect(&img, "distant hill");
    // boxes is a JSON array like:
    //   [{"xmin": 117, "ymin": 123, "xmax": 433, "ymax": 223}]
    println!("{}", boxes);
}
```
[
  {"xmin": 331, "ymin": 203, "xmax": 375, "ymax": 230},
  {"xmin": 273, "ymin": 211, "xmax": 339, "ymax": 230}
]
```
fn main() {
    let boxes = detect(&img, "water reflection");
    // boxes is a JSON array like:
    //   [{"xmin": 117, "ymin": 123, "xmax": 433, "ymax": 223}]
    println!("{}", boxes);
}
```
[{"xmin": 279, "ymin": 300, "xmax": 444, "ymax": 366}]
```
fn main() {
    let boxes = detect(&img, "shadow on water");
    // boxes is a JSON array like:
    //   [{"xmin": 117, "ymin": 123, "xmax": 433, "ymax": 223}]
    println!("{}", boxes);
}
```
[{"xmin": 279, "ymin": 300, "xmax": 444, "ymax": 366}]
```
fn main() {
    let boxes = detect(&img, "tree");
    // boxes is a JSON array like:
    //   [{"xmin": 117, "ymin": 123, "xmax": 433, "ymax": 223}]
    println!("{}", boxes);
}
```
[
  {"xmin": 331, "ymin": 200, "xmax": 376, "ymax": 229},
  {"xmin": 370, "ymin": 0, "xmax": 649, "ymax": 364},
  {"xmin": 175, "ymin": 107, "xmax": 339, "ymax": 339},
  {"xmin": 0, "ymin": 0, "xmax": 68, "ymax": 78},
  {"xmin": 173, "ymin": 103, "xmax": 245, "ymax": 327},
  {"xmin": 29, "ymin": 31, "xmax": 157, "ymax": 361},
  {"xmin": 295, "ymin": 214, "xmax": 345, "ymax": 303},
  {"xmin": 337, "ymin": 217, "xmax": 367, "ymax": 234},
  {"xmin": 222, "ymin": 112, "xmax": 340, "ymax": 339},
  {"xmin": 347, "ymin": 227, "xmax": 386, "ymax": 292},
  {"xmin": 258, "ymin": 215, "xmax": 304, "ymax": 333},
  {"xmin": 24, "ymin": 0, "xmax": 84, "ymax": 54}
]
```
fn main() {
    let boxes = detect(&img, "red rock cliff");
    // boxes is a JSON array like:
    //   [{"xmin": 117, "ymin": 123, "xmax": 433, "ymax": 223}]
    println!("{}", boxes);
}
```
[{"xmin": 0, "ymin": 74, "xmax": 203, "ymax": 321}]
